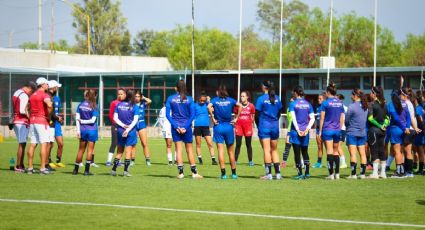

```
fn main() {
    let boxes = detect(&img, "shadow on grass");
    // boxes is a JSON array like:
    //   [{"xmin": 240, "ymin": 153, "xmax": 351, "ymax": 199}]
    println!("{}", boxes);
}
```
[
  {"xmin": 416, "ymin": 200, "xmax": 425, "ymax": 206},
  {"xmin": 145, "ymin": 174, "xmax": 177, "ymax": 178}
]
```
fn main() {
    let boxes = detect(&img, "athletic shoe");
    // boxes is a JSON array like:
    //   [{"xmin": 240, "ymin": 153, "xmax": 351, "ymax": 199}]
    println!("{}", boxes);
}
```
[
  {"xmin": 106, "ymin": 161, "xmax": 112, "ymax": 167},
  {"xmin": 49, "ymin": 163, "xmax": 58, "ymax": 169},
  {"xmin": 335, "ymin": 174, "xmax": 340, "ymax": 180},
  {"xmin": 84, "ymin": 171, "xmax": 94, "ymax": 176},
  {"xmin": 26, "ymin": 168, "xmax": 36, "ymax": 174},
  {"xmin": 90, "ymin": 163, "xmax": 99, "ymax": 168},
  {"xmin": 192, "ymin": 174, "xmax": 203, "ymax": 179},
  {"xmin": 248, "ymin": 161, "xmax": 254, "ymax": 167},
  {"xmin": 110, "ymin": 170, "xmax": 117, "ymax": 176},
  {"xmin": 260, "ymin": 174, "xmax": 273, "ymax": 180},
  {"xmin": 40, "ymin": 169, "xmax": 50, "ymax": 175},
  {"xmin": 325, "ymin": 174, "xmax": 335, "ymax": 180},
  {"xmin": 346, "ymin": 175, "xmax": 357, "ymax": 179},
  {"xmin": 123, "ymin": 171, "xmax": 132, "ymax": 177},
  {"xmin": 15, "ymin": 168, "xmax": 25, "ymax": 173},
  {"xmin": 168, "ymin": 161, "xmax": 173, "ymax": 166},
  {"xmin": 46, "ymin": 165, "xmax": 56, "ymax": 172},
  {"xmin": 146, "ymin": 160, "xmax": 151, "ymax": 166},
  {"xmin": 390, "ymin": 173, "xmax": 405, "ymax": 179},
  {"xmin": 78, "ymin": 163, "xmax": 84, "ymax": 167},
  {"xmin": 380, "ymin": 173, "xmax": 387, "ymax": 179},
  {"xmin": 177, "ymin": 174, "xmax": 184, "ymax": 179},
  {"xmin": 221, "ymin": 175, "xmax": 228, "ymax": 179},
  {"xmin": 405, "ymin": 173, "xmax": 414, "ymax": 178},
  {"xmin": 359, "ymin": 174, "xmax": 366, "ymax": 179},
  {"xmin": 212, "ymin": 160, "xmax": 218, "ymax": 165},
  {"xmin": 130, "ymin": 161, "xmax": 135, "ymax": 167},
  {"xmin": 280, "ymin": 161, "xmax": 287, "ymax": 168},
  {"xmin": 368, "ymin": 174, "xmax": 379, "ymax": 179},
  {"xmin": 312, "ymin": 162, "xmax": 322, "ymax": 168},
  {"xmin": 304, "ymin": 173, "xmax": 311, "ymax": 179},
  {"xmin": 293, "ymin": 174, "xmax": 305, "ymax": 180},
  {"xmin": 340, "ymin": 161, "xmax": 348, "ymax": 169},
  {"xmin": 72, "ymin": 169, "xmax": 78, "ymax": 175},
  {"xmin": 276, "ymin": 173, "xmax": 282, "ymax": 180},
  {"xmin": 56, "ymin": 162, "xmax": 65, "ymax": 168},
  {"xmin": 231, "ymin": 174, "xmax": 238, "ymax": 179}
]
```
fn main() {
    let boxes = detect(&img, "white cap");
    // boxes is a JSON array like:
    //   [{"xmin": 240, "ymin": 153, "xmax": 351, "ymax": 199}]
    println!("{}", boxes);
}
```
[
  {"xmin": 36, "ymin": 77, "xmax": 49, "ymax": 86},
  {"xmin": 48, "ymin": 80, "xmax": 62, "ymax": 89}
]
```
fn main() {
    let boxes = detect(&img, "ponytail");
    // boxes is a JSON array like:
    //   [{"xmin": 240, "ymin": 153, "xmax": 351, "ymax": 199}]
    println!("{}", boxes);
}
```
[
  {"xmin": 293, "ymin": 86, "xmax": 304, "ymax": 97},
  {"xmin": 176, "ymin": 80, "xmax": 187, "ymax": 102},
  {"xmin": 391, "ymin": 90, "xmax": 403, "ymax": 114},
  {"xmin": 352, "ymin": 88, "xmax": 367, "ymax": 111},
  {"xmin": 372, "ymin": 86, "xmax": 386, "ymax": 108},
  {"xmin": 84, "ymin": 89, "xmax": 97, "ymax": 109},
  {"xmin": 326, "ymin": 82, "xmax": 337, "ymax": 96},
  {"xmin": 263, "ymin": 80, "xmax": 276, "ymax": 104},
  {"xmin": 217, "ymin": 84, "xmax": 228, "ymax": 98}
]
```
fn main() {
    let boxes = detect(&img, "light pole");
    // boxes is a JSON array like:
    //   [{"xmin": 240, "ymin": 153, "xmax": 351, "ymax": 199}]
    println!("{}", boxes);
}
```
[{"xmin": 59, "ymin": 0, "xmax": 91, "ymax": 55}]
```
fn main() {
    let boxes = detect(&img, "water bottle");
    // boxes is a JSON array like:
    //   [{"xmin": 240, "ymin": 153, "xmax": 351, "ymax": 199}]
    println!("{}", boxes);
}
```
[{"xmin": 9, "ymin": 158, "xmax": 15, "ymax": 171}]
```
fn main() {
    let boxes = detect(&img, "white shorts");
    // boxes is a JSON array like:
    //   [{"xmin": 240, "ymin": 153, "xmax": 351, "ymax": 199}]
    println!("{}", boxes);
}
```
[
  {"xmin": 162, "ymin": 130, "xmax": 172, "ymax": 139},
  {"xmin": 30, "ymin": 124, "xmax": 50, "ymax": 144},
  {"xmin": 48, "ymin": 127, "xmax": 55, "ymax": 142},
  {"xmin": 13, "ymin": 124, "xmax": 29, "ymax": 144}
]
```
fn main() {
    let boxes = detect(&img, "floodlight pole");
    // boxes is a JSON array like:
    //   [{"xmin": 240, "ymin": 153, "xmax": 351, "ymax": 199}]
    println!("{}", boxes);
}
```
[
  {"xmin": 373, "ymin": 0, "xmax": 378, "ymax": 86},
  {"xmin": 237, "ymin": 0, "xmax": 243, "ymax": 99},
  {"xmin": 191, "ymin": 0, "xmax": 195, "ymax": 97},
  {"xmin": 279, "ymin": 0, "xmax": 283, "ymax": 97},
  {"xmin": 326, "ymin": 0, "xmax": 334, "ymax": 86}
]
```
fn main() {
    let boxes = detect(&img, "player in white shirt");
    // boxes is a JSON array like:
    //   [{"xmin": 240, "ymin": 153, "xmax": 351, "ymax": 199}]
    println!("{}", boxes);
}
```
[{"xmin": 158, "ymin": 102, "xmax": 174, "ymax": 165}]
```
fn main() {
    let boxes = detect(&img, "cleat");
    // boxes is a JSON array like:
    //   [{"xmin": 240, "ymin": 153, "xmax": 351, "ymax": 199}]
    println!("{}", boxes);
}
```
[
  {"xmin": 130, "ymin": 161, "xmax": 135, "ymax": 167},
  {"xmin": 304, "ymin": 173, "xmax": 310, "ymax": 179},
  {"xmin": 390, "ymin": 173, "xmax": 405, "ymax": 179},
  {"xmin": 347, "ymin": 175, "xmax": 357, "ymax": 179},
  {"xmin": 146, "ymin": 160, "xmax": 151, "ymax": 166},
  {"xmin": 111, "ymin": 170, "xmax": 117, "ymax": 176},
  {"xmin": 359, "ymin": 174, "xmax": 366, "ymax": 179},
  {"xmin": 221, "ymin": 175, "xmax": 228, "ymax": 179},
  {"xmin": 56, "ymin": 162, "xmax": 65, "ymax": 168},
  {"xmin": 380, "ymin": 173, "xmax": 387, "ymax": 179},
  {"xmin": 46, "ymin": 165, "xmax": 56, "ymax": 172},
  {"xmin": 192, "ymin": 174, "xmax": 203, "ymax": 179},
  {"xmin": 40, "ymin": 169, "xmax": 50, "ymax": 175},
  {"xmin": 368, "ymin": 174, "xmax": 379, "ymax": 179},
  {"xmin": 312, "ymin": 162, "xmax": 322, "ymax": 168},
  {"xmin": 90, "ymin": 163, "xmax": 99, "ymax": 168},
  {"xmin": 293, "ymin": 174, "xmax": 305, "ymax": 180},
  {"xmin": 260, "ymin": 174, "xmax": 273, "ymax": 180},
  {"xmin": 231, "ymin": 174, "xmax": 238, "ymax": 179},
  {"xmin": 49, "ymin": 163, "xmax": 58, "ymax": 169},
  {"xmin": 84, "ymin": 171, "xmax": 94, "ymax": 176},
  {"xmin": 325, "ymin": 174, "xmax": 335, "ymax": 180},
  {"xmin": 248, "ymin": 161, "xmax": 254, "ymax": 166},
  {"xmin": 280, "ymin": 161, "xmax": 287, "ymax": 168},
  {"xmin": 26, "ymin": 168, "xmax": 36, "ymax": 174},
  {"xmin": 72, "ymin": 169, "xmax": 78, "ymax": 175},
  {"xmin": 275, "ymin": 173, "xmax": 282, "ymax": 180},
  {"xmin": 106, "ymin": 161, "xmax": 111, "ymax": 167},
  {"xmin": 212, "ymin": 160, "xmax": 218, "ymax": 165},
  {"xmin": 15, "ymin": 168, "xmax": 25, "ymax": 174},
  {"xmin": 177, "ymin": 174, "xmax": 184, "ymax": 179},
  {"xmin": 335, "ymin": 174, "xmax": 340, "ymax": 180},
  {"xmin": 340, "ymin": 162, "xmax": 348, "ymax": 169},
  {"xmin": 405, "ymin": 173, "xmax": 414, "ymax": 178},
  {"xmin": 123, "ymin": 171, "xmax": 132, "ymax": 177},
  {"xmin": 168, "ymin": 161, "xmax": 173, "ymax": 166}
]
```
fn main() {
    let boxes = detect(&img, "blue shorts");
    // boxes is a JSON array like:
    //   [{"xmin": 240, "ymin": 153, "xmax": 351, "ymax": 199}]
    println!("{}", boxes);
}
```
[
  {"xmin": 414, "ymin": 133, "xmax": 425, "ymax": 146},
  {"xmin": 213, "ymin": 123, "xmax": 234, "ymax": 145},
  {"xmin": 171, "ymin": 127, "xmax": 193, "ymax": 143},
  {"xmin": 136, "ymin": 121, "xmax": 146, "ymax": 131},
  {"xmin": 346, "ymin": 134, "xmax": 366, "ymax": 146},
  {"xmin": 80, "ymin": 130, "xmax": 98, "ymax": 142},
  {"xmin": 322, "ymin": 130, "xmax": 341, "ymax": 143},
  {"xmin": 289, "ymin": 130, "xmax": 309, "ymax": 147},
  {"xmin": 117, "ymin": 128, "xmax": 137, "ymax": 146},
  {"xmin": 54, "ymin": 122, "xmax": 62, "ymax": 137},
  {"xmin": 389, "ymin": 126, "xmax": 404, "ymax": 145},
  {"xmin": 258, "ymin": 127, "xmax": 279, "ymax": 140}
]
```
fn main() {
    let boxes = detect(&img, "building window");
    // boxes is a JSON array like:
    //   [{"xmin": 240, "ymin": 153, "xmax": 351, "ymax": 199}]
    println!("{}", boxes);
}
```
[
  {"xmin": 384, "ymin": 76, "xmax": 399, "ymax": 89},
  {"xmin": 322, "ymin": 76, "xmax": 360, "ymax": 89},
  {"xmin": 304, "ymin": 77, "xmax": 320, "ymax": 90},
  {"xmin": 363, "ymin": 76, "xmax": 382, "ymax": 89}
]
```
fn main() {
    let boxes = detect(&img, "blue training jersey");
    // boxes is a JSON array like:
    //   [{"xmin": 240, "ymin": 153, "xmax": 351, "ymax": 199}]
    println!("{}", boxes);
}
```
[
  {"xmin": 315, "ymin": 103, "xmax": 323, "ymax": 130},
  {"xmin": 289, "ymin": 98, "xmax": 314, "ymax": 131},
  {"xmin": 194, "ymin": 102, "xmax": 210, "ymax": 126},
  {"xmin": 322, "ymin": 97, "xmax": 344, "ymax": 131},
  {"xmin": 115, "ymin": 101, "xmax": 140, "ymax": 128},
  {"xmin": 136, "ymin": 101, "xmax": 146, "ymax": 122},
  {"xmin": 416, "ymin": 105, "xmax": 425, "ymax": 130},
  {"xmin": 210, "ymin": 96, "xmax": 237, "ymax": 123},
  {"xmin": 166, "ymin": 93, "xmax": 195, "ymax": 130},
  {"xmin": 76, "ymin": 100, "xmax": 99, "ymax": 131},
  {"xmin": 255, "ymin": 93, "xmax": 282, "ymax": 129},
  {"xmin": 54, "ymin": 96, "xmax": 61, "ymax": 125},
  {"xmin": 387, "ymin": 101, "xmax": 410, "ymax": 130}
]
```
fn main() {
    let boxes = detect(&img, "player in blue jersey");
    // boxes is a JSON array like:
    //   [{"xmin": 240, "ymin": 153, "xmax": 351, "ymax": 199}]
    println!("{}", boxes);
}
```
[
  {"xmin": 289, "ymin": 86, "xmax": 315, "ymax": 180},
  {"xmin": 50, "ymin": 80, "xmax": 65, "ymax": 168},
  {"xmin": 345, "ymin": 88, "xmax": 369, "ymax": 179},
  {"xmin": 208, "ymin": 85, "xmax": 241, "ymax": 179},
  {"xmin": 414, "ymin": 91, "xmax": 425, "ymax": 175},
  {"xmin": 255, "ymin": 80, "xmax": 283, "ymax": 180},
  {"xmin": 318, "ymin": 82, "xmax": 345, "ymax": 180},
  {"xmin": 194, "ymin": 91, "xmax": 217, "ymax": 165},
  {"xmin": 313, "ymin": 93, "xmax": 326, "ymax": 168},
  {"xmin": 73, "ymin": 90, "xmax": 99, "ymax": 176},
  {"xmin": 134, "ymin": 91, "xmax": 152, "ymax": 166},
  {"xmin": 166, "ymin": 80, "xmax": 203, "ymax": 179},
  {"xmin": 111, "ymin": 89, "xmax": 140, "ymax": 177}
]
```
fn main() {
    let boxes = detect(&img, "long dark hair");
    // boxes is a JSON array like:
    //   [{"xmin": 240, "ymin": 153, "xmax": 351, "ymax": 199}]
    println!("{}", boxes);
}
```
[
  {"xmin": 326, "ymin": 82, "xmax": 337, "ymax": 96},
  {"xmin": 125, "ymin": 89, "xmax": 136, "ymax": 105},
  {"xmin": 352, "ymin": 88, "xmax": 368, "ymax": 111},
  {"xmin": 293, "ymin": 86, "xmax": 304, "ymax": 97},
  {"xmin": 371, "ymin": 86, "xmax": 385, "ymax": 108},
  {"xmin": 217, "ymin": 85, "xmax": 228, "ymax": 98},
  {"xmin": 176, "ymin": 80, "xmax": 187, "ymax": 101},
  {"xmin": 391, "ymin": 90, "xmax": 403, "ymax": 114},
  {"xmin": 84, "ymin": 89, "xmax": 97, "ymax": 109},
  {"xmin": 263, "ymin": 80, "xmax": 276, "ymax": 104}
]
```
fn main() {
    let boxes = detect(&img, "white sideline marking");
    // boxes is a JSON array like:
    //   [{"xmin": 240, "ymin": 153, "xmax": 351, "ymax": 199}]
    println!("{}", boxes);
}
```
[{"xmin": 0, "ymin": 198, "xmax": 424, "ymax": 228}]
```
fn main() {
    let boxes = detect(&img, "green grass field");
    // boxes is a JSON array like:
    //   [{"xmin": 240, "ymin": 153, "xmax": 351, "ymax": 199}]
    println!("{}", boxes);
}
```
[{"xmin": 0, "ymin": 137, "xmax": 424, "ymax": 229}]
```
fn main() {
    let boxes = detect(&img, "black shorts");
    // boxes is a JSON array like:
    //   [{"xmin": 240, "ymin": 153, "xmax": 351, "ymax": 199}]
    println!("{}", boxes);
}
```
[
  {"xmin": 403, "ymin": 130, "xmax": 416, "ymax": 145},
  {"xmin": 193, "ymin": 126, "xmax": 211, "ymax": 137}
]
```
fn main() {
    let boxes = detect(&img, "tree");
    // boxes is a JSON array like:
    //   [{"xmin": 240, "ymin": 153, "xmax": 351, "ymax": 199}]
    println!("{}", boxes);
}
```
[
  {"xmin": 19, "ymin": 42, "xmax": 39, "ymax": 50},
  {"xmin": 401, "ymin": 33, "xmax": 425, "ymax": 66},
  {"xmin": 72, "ymin": 0, "xmax": 131, "ymax": 55},
  {"xmin": 240, "ymin": 25, "xmax": 271, "ymax": 69},
  {"xmin": 133, "ymin": 30, "xmax": 157, "ymax": 56},
  {"xmin": 19, "ymin": 39, "xmax": 74, "ymax": 52}
]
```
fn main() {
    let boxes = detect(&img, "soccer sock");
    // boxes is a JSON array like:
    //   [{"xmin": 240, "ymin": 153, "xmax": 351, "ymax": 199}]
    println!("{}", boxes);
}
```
[
  {"xmin": 246, "ymin": 136, "xmax": 253, "ymax": 162},
  {"xmin": 265, "ymin": 163, "xmax": 272, "ymax": 175},
  {"xmin": 74, "ymin": 163, "xmax": 79, "ymax": 173},
  {"xmin": 405, "ymin": 159, "xmax": 413, "ymax": 174},
  {"xmin": 112, "ymin": 158, "xmax": 120, "ymax": 171},
  {"xmin": 296, "ymin": 163, "xmax": 303, "ymax": 176},
  {"xmin": 340, "ymin": 155, "xmax": 346, "ymax": 165},
  {"xmin": 419, "ymin": 162, "xmax": 424, "ymax": 173},
  {"xmin": 56, "ymin": 156, "xmax": 61, "ymax": 163},
  {"xmin": 360, "ymin": 164, "xmax": 366, "ymax": 175},
  {"xmin": 124, "ymin": 159, "xmax": 131, "ymax": 172},
  {"xmin": 273, "ymin": 163, "xmax": 280, "ymax": 174},
  {"xmin": 146, "ymin": 157, "xmax": 150, "ymax": 162},
  {"xmin": 373, "ymin": 162, "xmax": 379, "ymax": 175},
  {"xmin": 334, "ymin": 155, "xmax": 340, "ymax": 174},
  {"xmin": 396, "ymin": 164, "xmax": 402, "ymax": 174},
  {"xmin": 85, "ymin": 160, "xmax": 91, "ymax": 173},
  {"xmin": 231, "ymin": 168, "xmax": 236, "ymax": 175},
  {"xmin": 211, "ymin": 156, "xmax": 217, "ymax": 162},
  {"xmin": 198, "ymin": 155, "xmax": 203, "ymax": 164},
  {"xmin": 317, "ymin": 157, "xmax": 322, "ymax": 164},
  {"xmin": 190, "ymin": 165, "xmax": 197, "ymax": 174},
  {"xmin": 177, "ymin": 165, "xmax": 184, "ymax": 175},
  {"xmin": 387, "ymin": 155, "xmax": 395, "ymax": 168},
  {"xmin": 350, "ymin": 162, "xmax": 357, "ymax": 175},
  {"xmin": 107, "ymin": 152, "xmax": 114, "ymax": 163},
  {"xmin": 282, "ymin": 144, "xmax": 291, "ymax": 162},
  {"xmin": 327, "ymin": 155, "xmax": 334, "ymax": 175},
  {"xmin": 304, "ymin": 160, "xmax": 310, "ymax": 175},
  {"xmin": 380, "ymin": 161, "xmax": 387, "ymax": 175},
  {"xmin": 167, "ymin": 153, "xmax": 172, "ymax": 162},
  {"xmin": 221, "ymin": 168, "xmax": 226, "ymax": 176}
]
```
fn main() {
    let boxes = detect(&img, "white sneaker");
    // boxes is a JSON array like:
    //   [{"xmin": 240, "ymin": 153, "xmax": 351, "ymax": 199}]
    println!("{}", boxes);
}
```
[
  {"xmin": 346, "ymin": 175, "xmax": 357, "ymax": 179},
  {"xmin": 340, "ymin": 162, "xmax": 348, "ymax": 169},
  {"xmin": 275, "ymin": 173, "xmax": 282, "ymax": 180},
  {"xmin": 359, "ymin": 174, "xmax": 366, "ymax": 179},
  {"xmin": 177, "ymin": 174, "xmax": 184, "ymax": 179},
  {"xmin": 335, "ymin": 174, "xmax": 340, "ymax": 180},
  {"xmin": 123, "ymin": 171, "xmax": 132, "ymax": 177},
  {"xmin": 78, "ymin": 163, "xmax": 84, "ymax": 167},
  {"xmin": 367, "ymin": 174, "xmax": 379, "ymax": 179},
  {"xmin": 260, "ymin": 174, "xmax": 273, "ymax": 180},
  {"xmin": 380, "ymin": 173, "xmax": 387, "ymax": 179},
  {"xmin": 325, "ymin": 174, "xmax": 335, "ymax": 180},
  {"xmin": 90, "ymin": 163, "xmax": 99, "ymax": 168},
  {"xmin": 192, "ymin": 174, "xmax": 203, "ymax": 179}
]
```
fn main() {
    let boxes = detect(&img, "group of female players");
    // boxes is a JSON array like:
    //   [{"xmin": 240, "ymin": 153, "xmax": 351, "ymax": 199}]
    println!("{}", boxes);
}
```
[{"xmin": 67, "ymin": 78, "xmax": 425, "ymax": 179}]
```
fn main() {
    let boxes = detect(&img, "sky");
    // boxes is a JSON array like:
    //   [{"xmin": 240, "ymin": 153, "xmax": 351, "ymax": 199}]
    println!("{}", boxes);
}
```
[{"xmin": 0, "ymin": 0, "xmax": 424, "ymax": 48}]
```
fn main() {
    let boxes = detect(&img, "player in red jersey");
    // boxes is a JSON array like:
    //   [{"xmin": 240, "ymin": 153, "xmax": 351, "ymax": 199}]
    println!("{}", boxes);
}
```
[
  {"xmin": 106, "ymin": 88, "xmax": 126, "ymax": 166},
  {"xmin": 234, "ymin": 91, "xmax": 255, "ymax": 166}
]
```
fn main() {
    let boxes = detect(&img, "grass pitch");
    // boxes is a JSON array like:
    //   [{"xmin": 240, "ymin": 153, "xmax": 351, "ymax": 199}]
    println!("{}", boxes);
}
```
[{"xmin": 0, "ymin": 137, "xmax": 424, "ymax": 229}]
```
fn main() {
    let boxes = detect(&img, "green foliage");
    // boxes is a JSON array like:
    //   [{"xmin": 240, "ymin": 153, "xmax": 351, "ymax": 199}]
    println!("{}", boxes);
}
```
[
  {"xmin": 19, "ymin": 39, "xmax": 74, "ymax": 53},
  {"xmin": 401, "ymin": 33, "xmax": 425, "ymax": 66},
  {"xmin": 19, "ymin": 42, "xmax": 39, "ymax": 50},
  {"xmin": 240, "ymin": 25, "xmax": 271, "ymax": 69},
  {"xmin": 72, "ymin": 0, "xmax": 131, "ymax": 55}
]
